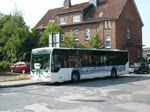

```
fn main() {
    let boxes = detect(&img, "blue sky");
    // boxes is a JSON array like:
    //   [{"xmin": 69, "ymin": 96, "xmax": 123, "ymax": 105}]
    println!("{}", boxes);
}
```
[{"xmin": 0, "ymin": 0, "xmax": 149, "ymax": 48}]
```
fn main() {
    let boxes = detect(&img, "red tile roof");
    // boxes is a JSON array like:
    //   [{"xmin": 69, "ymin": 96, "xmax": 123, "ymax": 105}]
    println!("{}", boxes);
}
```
[
  {"xmin": 35, "ymin": 7, "xmax": 63, "ymax": 29},
  {"xmin": 35, "ymin": 2, "xmax": 91, "ymax": 29},
  {"xmin": 59, "ymin": 2, "xmax": 91, "ymax": 14},
  {"xmin": 35, "ymin": 0, "xmax": 142, "ymax": 29},
  {"xmin": 85, "ymin": 0, "xmax": 127, "ymax": 21}
]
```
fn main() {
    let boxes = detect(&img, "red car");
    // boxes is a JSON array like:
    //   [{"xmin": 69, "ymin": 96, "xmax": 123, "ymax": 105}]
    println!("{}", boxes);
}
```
[{"xmin": 10, "ymin": 62, "xmax": 30, "ymax": 74}]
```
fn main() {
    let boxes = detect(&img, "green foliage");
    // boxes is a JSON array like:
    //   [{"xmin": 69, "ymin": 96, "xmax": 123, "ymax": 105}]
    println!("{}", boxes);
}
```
[
  {"xmin": 61, "ymin": 32, "xmax": 77, "ymax": 48},
  {"xmin": 88, "ymin": 33, "xmax": 103, "ymax": 49},
  {"xmin": 0, "ymin": 61, "xmax": 12, "ymax": 72},
  {"xmin": 0, "ymin": 13, "xmax": 10, "ymax": 30},
  {"xmin": 76, "ymin": 43, "xmax": 86, "ymax": 48},
  {"xmin": 45, "ymin": 22, "xmax": 62, "ymax": 34},
  {"xmin": 1, "ymin": 15, "xmax": 26, "ymax": 39},
  {"xmin": 60, "ymin": 32, "xmax": 103, "ymax": 49},
  {"xmin": 0, "ymin": 12, "xmax": 40, "ymax": 63},
  {"xmin": 5, "ymin": 28, "xmax": 31, "ymax": 62},
  {"xmin": 30, "ymin": 28, "xmax": 40, "ymax": 48},
  {"xmin": 40, "ymin": 22, "xmax": 62, "ymax": 46}
]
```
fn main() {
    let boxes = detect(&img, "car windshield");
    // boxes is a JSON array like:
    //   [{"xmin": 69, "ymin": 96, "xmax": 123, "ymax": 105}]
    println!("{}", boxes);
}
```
[
  {"xmin": 130, "ymin": 63, "xmax": 141, "ymax": 67},
  {"xmin": 134, "ymin": 63, "xmax": 141, "ymax": 67}
]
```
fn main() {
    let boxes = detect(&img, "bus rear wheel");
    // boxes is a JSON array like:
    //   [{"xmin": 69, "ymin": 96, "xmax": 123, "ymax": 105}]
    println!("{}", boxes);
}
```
[
  {"xmin": 111, "ymin": 69, "xmax": 117, "ymax": 78},
  {"xmin": 71, "ymin": 72, "xmax": 80, "ymax": 82}
]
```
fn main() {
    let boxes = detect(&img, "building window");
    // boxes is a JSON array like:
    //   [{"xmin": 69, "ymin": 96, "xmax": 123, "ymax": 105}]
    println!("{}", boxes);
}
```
[
  {"xmin": 96, "ymin": 27, "xmax": 100, "ymax": 32},
  {"xmin": 85, "ymin": 29, "xmax": 90, "ymax": 40},
  {"xmin": 104, "ymin": 21, "xmax": 107, "ymax": 29},
  {"xmin": 105, "ymin": 36, "xmax": 111, "ymax": 48},
  {"xmin": 127, "ymin": 28, "xmax": 130, "ymax": 39},
  {"xmin": 126, "ymin": 12, "xmax": 134, "ymax": 22},
  {"xmin": 61, "ymin": 33, "xmax": 65, "ymax": 42},
  {"xmin": 73, "ymin": 30, "xmax": 79, "ymax": 41},
  {"xmin": 73, "ymin": 15, "xmax": 80, "ymax": 23},
  {"xmin": 108, "ymin": 21, "xmax": 111, "ymax": 29},
  {"xmin": 49, "ymin": 19, "xmax": 55, "ymax": 23},
  {"xmin": 60, "ymin": 17, "xmax": 66, "ymax": 24},
  {"xmin": 52, "ymin": 34, "xmax": 57, "ymax": 47},
  {"xmin": 104, "ymin": 21, "xmax": 111, "ymax": 29}
]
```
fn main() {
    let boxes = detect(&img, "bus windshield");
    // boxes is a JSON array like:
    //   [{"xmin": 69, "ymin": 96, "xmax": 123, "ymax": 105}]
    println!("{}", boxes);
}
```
[{"xmin": 31, "ymin": 49, "xmax": 51, "ymax": 70}]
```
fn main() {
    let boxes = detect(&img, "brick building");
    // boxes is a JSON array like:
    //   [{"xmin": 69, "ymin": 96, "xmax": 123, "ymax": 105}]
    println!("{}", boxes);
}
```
[{"xmin": 35, "ymin": 0, "xmax": 143, "ymax": 64}]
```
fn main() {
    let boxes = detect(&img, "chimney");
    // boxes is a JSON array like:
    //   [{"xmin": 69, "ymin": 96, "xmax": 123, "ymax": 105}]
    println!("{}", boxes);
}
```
[
  {"xmin": 89, "ymin": 0, "xmax": 99, "ymax": 7},
  {"xmin": 64, "ymin": 0, "xmax": 71, "ymax": 9}
]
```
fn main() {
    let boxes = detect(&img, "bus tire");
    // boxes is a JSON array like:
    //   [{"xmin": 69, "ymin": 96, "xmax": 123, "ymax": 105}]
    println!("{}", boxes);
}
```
[
  {"xmin": 111, "ymin": 69, "xmax": 117, "ymax": 78},
  {"xmin": 71, "ymin": 71, "xmax": 80, "ymax": 82}
]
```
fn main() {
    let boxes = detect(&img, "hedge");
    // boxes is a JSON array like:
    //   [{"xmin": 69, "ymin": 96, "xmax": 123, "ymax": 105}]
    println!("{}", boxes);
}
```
[{"xmin": 0, "ymin": 61, "xmax": 12, "ymax": 72}]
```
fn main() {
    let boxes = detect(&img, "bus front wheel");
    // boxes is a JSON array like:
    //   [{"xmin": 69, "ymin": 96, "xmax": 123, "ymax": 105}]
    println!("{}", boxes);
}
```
[
  {"xmin": 111, "ymin": 69, "xmax": 117, "ymax": 78},
  {"xmin": 71, "ymin": 72, "xmax": 80, "ymax": 82}
]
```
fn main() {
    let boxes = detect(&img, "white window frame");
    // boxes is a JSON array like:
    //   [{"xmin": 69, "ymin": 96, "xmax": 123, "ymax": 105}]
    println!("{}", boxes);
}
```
[
  {"xmin": 127, "ymin": 28, "xmax": 131, "ymax": 39},
  {"xmin": 61, "ymin": 33, "xmax": 65, "ymax": 42},
  {"xmin": 49, "ymin": 19, "xmax": 55, "ymax": 23},
  {"xmin": 105, "ymin": 36, "xmax": 111, "ymax": 48},
  {"xmin": 85, "ymin": 29, "xmax": 90, "ymax": 40},
  {"xmin": 60, "ymin": 17, "xmax": 66, "ymax": 24},
  {"xmin": 73, "ymin": 15, "xmax": 80, "ymax": 23},
  {"xmin": 104, "ymin": 21, "xmax": 108, "ymax": 29},
  {"xmin": 96, "ymin": 27, "xmax": 100, "ymax": 32},
  {"xmin": 108, "ymin": 21, "xmax": 111, "ymax": 29},
  {"xmin": 73, "ymin": 30, "xmax": 79, "ymax": 41},
  {"xmin": 104, "ymin": 21, "xmax": 111, "ymax": 29}
]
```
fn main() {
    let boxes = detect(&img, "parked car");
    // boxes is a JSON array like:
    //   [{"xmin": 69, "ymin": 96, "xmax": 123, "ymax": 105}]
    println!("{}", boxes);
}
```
[
  {"xmin": 129, "ymin": 62, "xmax": 149, "ymax": 74},
  {"xmin": 10, "ymin": 62, "xmax": 30, "ymax": 74}
]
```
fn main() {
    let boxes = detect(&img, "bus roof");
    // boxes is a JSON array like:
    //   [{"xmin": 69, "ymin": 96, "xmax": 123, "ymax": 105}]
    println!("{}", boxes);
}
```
[{"xmin": 32, "ymin": 47, "xmax": 128, "ymax": 53}]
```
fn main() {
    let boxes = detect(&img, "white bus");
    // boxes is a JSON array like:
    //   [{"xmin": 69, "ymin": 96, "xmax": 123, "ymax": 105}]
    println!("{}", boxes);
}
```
[{"xmin": 30, "ymin": 47, "xmax": 129, "ymax": 83}]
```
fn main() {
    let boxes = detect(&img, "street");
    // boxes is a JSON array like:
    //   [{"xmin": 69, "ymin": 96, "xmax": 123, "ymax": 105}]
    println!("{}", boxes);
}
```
[{"xmin": 0, "ymin": 73, "xmax": 150, "ymax": 112}]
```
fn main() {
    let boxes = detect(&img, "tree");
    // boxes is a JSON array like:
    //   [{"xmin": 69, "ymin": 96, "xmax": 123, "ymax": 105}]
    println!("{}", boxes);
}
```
[
  {"xmin": 40, "ymin": 22, "xmax": 62, "ymax": 46},
  {"xmin": 4, "ymin": 27, "xmax": 40, "ymax": 62},
  {"xmin": 0, "ymin": 14, "xmax": 11, "ymax": 60},
  {"xmin": 88, "ymin": 33, "xmax": 103, "ymax": 49},
  {"xmin": 60, "ymin": 32, "xmax": 77, "ymax": 48},
  {"xmin": 30, "ymin": 28, "xmax": 40, "ymax": 48},
  {"xmin": 61, "ymin": 32, "xmax": 103, "ymax": 49},
  {"xmin": 4, "ymin": 27, "xmax": 31, "ymax": 62},
  {"xmin": 0, "ymin": 11, "xmax": 38, "ymax": 62}
]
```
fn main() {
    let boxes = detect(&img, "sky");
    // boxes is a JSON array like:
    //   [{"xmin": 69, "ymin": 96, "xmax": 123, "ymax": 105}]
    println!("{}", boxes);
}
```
[{"xmin": 0, "ymin": 0, "xmax": 149, "ymax": 48}]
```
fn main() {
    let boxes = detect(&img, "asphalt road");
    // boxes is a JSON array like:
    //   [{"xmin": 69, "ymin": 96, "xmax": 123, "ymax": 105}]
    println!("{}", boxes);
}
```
[{"xmin": 0, "ymin": 73, "xmax": 150, "ymax": 112}]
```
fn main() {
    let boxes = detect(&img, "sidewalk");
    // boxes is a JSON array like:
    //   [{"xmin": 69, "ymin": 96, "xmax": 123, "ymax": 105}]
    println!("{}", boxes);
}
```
[{"xmin": 0, "ymin": 80, "xmax": 41, "ymax": 88}]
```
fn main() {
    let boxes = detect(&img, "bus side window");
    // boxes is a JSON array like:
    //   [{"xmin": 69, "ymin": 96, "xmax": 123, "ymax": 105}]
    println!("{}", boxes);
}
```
[
  {"xmin": 92, "ymin": 55, "xmax": 99, "ymax": 66},
  {"xmin": 99, "ymin": 56, "xmax": 105, "ymax": 66},
  {"xmin": 68, "ymin": 56, "xmax": 81, "ymax": 68}
]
